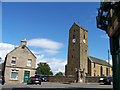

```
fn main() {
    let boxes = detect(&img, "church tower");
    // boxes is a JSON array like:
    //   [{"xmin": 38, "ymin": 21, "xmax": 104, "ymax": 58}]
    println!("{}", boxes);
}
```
[{"xmin": 65, "ymin": 22, "xmax": 88, "ymax": 80}]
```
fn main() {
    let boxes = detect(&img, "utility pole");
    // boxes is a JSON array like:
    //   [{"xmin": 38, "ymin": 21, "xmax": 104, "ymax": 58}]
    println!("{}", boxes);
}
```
[{"xmin": 96, "ymin": 1, "xmax": 120, "ymax": 90}]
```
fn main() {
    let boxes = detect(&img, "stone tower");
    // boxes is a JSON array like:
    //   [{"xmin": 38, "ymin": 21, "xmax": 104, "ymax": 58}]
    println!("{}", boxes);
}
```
[{"xmin": 65, "ymin": 22, "xmax": 88, "ymax": 82}]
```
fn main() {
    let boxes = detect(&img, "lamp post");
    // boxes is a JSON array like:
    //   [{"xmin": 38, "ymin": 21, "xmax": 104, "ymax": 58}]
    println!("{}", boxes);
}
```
[{"xmin": 96, "ymin": 1, "xmax": 120, "ymax": 90}]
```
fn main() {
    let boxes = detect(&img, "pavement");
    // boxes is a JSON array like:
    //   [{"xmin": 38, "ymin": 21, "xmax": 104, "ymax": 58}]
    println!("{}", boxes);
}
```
[{"xmin": 1, "ymin": 82, "xmax": 113, "ymax": 90}]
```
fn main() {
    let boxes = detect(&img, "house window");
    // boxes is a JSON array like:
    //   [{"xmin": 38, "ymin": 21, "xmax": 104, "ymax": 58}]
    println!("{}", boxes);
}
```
[
  {"xmin": 74, "ymin": 29, "xmax": 75, "ymax": 32},
  {"xmin": 73, "ymin": 35, "xmax": 75, "ymax": 39},
  {"xmin": 84, "ymin": 34, "xmax": 85, "ymax": 39},
  {"xmin": 94, "ymin": 70, "xmax": 96, "ymax": 76},
  {"xmin": 94, "ymin": 63, "xmax": 96, "ymax": 68},
  {"xmin": 72, "ymin": 55, "xmax": 74, "ymax": 58},
  {"xmin": 22, "ymin": 46, "xmax": 25, "ymax": 49},
  {"xmin": 10, "ymin": 69, "xmax": 18, "ymax": 80},
  {"xmin": 11, "ymin": 57, "xmax": 16, "ymax": 65},
  {"xmin": 100, "ymin": 66, "xmax": 103, "ymax": 76},
  {"xmin": 73, "ymin": 48, "xmax": 74, "ymax": 51},
  {"xmin": 27, "ymin": 59, "xmax": 32, "ymax": 67},
  {"xmin": 106, "ymin": 68, "xmax": 109, "ymax": 76}
]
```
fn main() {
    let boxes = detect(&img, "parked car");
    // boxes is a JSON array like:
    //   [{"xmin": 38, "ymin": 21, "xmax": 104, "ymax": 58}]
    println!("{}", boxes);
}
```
[
  {"xmin": 0, "ymin": 76, "xmax": 5, "ymax": 85},
  {"xmin": 99, "ymin": 77, "xmax": 104, "ymax": 83},
  {"xmin": 27, "ymin": 75, "xmax": 41, "ymax": 85},
  {"xmin": 99, "ymin": 76, "xmax": 113, "ymax": 85},
  {"xmin": 103, "ymin": 76, "xmax": 113, "ymax": 85},
  {"xmin": 41, "ymin": 76, "xmax": 47, "ymax": 82}
]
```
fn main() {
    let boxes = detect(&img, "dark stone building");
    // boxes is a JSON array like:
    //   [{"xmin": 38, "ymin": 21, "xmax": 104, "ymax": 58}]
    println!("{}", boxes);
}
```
[{"xmin": 65, "ymin": 22, "xmax": 112, "ymax": 82}]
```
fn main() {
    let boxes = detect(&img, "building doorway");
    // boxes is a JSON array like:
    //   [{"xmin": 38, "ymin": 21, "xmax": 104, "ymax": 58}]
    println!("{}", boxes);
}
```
[{"xmin": 24, "ymin": 71, "xmax": 30, "ymax": 83}]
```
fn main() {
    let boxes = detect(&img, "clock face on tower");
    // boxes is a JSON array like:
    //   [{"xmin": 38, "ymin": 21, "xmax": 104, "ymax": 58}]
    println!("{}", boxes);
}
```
[
  {"xmin": 83, "ymin": 39, "xmax": 86, "ymax": 43},
  {"xmin": 72, "ymin": 39, "xmax": 76, "ymax": 43}
]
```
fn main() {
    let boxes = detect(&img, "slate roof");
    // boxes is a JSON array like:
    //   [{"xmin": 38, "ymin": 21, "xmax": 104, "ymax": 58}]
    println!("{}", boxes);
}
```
[
  {"xmin": 88, "ymin": 56, "xmax": 112, "ymax": 67},
  {"xmin": 6, "ymin": 45, "xmax": 36, "ymax": 58}
]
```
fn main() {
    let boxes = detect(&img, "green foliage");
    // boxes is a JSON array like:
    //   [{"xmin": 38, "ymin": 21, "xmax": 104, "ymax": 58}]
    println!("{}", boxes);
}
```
[
  {"xmin": 55, "ymin": 72, "xmax": 63, "ymax": 76},
  {"xmin": 35, "ymin": 63, "xmax": 53, "ymax": 76}
]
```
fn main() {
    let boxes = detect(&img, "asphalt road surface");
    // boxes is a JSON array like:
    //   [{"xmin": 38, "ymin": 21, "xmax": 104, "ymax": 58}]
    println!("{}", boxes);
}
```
[{"xmin": 1, "ymin": 82, "xmax": 113, "ymax": 90}]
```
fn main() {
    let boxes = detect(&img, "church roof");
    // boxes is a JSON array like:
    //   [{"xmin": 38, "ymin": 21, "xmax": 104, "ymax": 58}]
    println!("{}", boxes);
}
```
[{"xmin": 88, "ymin": 56, "xmax": 111, "ymax": 67}]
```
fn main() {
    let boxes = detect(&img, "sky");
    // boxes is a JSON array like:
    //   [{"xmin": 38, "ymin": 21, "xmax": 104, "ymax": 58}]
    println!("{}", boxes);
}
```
[{"xmin": 0, "ymin": 2, "xmax": 112, "ymax": 74}]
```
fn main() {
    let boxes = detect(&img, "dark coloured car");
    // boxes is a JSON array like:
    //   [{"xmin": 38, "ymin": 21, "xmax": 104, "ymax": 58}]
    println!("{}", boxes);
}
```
[
  {"xmin": 41, "ymin": 76, "xmax": 47, "ymax": 82},
  {"xmin": 103, "ymin": 77, "xmax": 113, "ymax": 85},
  {"xmin": 0, "ymin": 76, "xmax": 5, "ymax": 85},
  {"xmin": 99, "ymin": 77, "xmax": 104, "ymax": 83},
  {"xmin": 99, "ymin": 76, "xmax": 113, "ymax": 85},
  {"xmin": 27, "ymin": 75, "xmax": 41, "ymax": 85}
]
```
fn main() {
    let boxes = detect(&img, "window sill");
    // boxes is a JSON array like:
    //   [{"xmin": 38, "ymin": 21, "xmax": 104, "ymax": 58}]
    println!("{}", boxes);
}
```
[
  {"xmin": 10, "ymin": 79, "xmax": 18, "ymax": 81},
  {"xmin": 11, "ymin": 64, "xmax": 16, "ymax": 66},
  {"xmin": 26, "ymin": 65, "xmax": 31, "ymax": 67}
]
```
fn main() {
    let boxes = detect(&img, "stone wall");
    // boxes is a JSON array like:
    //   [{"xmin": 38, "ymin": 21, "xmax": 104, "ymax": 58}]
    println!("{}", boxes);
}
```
[
  {"xmin": 46, "ymin": 76, "xmax": 106, "ymax": 83},
  {"xmin": 46, "ymin": 76, "xmax": 75, "ymax": 83},
  {"xmin": 85, "ymin": 76, "xmax": 106, "ymax": 83}
]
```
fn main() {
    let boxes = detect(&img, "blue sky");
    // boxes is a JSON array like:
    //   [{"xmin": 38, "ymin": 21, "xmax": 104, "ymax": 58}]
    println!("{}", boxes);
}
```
[{"xmin": 1, "ymin": 2, "xmax": 111, "ymax": 73}]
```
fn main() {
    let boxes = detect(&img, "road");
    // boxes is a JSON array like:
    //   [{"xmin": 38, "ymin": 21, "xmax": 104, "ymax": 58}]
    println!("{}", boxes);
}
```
[{"xmin": 1, "ymin": 82, "xmax": 113, "ymax": 90}]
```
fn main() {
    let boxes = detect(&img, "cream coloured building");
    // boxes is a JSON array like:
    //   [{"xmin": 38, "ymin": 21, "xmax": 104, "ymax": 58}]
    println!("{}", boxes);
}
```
[
  {"xmin": 88, "ymin": 56, "xmax": 112, "ymax": 77},
  {"xmin": 4, "ymin": 39, "xmax": 36, "ymax": 83}
]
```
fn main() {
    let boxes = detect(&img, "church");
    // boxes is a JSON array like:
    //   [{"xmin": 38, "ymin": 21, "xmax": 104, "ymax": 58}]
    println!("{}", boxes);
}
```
[{"xmin": 65, "ymin": 22, "xmax": 112, "ymax": 82}]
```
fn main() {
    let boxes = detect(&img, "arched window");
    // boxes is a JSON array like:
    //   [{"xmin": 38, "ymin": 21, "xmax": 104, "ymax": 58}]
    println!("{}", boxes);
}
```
[
  {"xmin": 100, "ymin": 66, "xmax": 103, "ymax": 76},
  {"xmin": 84, "ymin": 34, "xmax": 85, "ymax": 39},
  {"xmin": 106, "ymin": 68, "xmax": 109, "ymax": 76}
]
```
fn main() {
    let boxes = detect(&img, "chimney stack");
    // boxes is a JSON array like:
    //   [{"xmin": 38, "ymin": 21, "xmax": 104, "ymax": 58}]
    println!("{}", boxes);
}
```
[{"xmin": 21, "ymin": 38, "xmax": 27, "ymax": 46}]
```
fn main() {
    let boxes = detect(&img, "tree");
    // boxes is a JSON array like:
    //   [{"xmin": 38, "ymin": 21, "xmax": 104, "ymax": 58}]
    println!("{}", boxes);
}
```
[
  {"xmin": 55, "ymin": 72, "xmax": 63, "ymax": 76},
  {"xmin": 35, "ymin": 62, "xmax": 53, "ymax": 76}
]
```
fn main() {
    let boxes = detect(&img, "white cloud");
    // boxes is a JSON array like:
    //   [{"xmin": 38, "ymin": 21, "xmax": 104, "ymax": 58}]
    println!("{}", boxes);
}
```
[
  {"xmin": 36, "ymin": 54, "xmax": 67, "ymax": 75},
  {"xmin": 0, "ymin": 43, "xmax": 15, "ymax": 62},
  {"xmin": 106, "ymin": 59, "xmax": 112, "ymax": 66},
  {"xmin": 31, "ymin": 50, "xmax": 67, "ymax": 75},
  {"xmin": 30, "ymin": 50, "xmax": 42, "ymax": 57},
  {"xmin": 47, "ymin": 58, "xmax": 67, "ymax": 75},
  {"xmin": 27, "ymin": 38, "xmax": 63, "ymax": 50},
  {"xmin": 27, "ymin": 38, "xmax": 63, "ymax": 55},
  {"xmin": 44, "ymin": 49, "xmax": 59, "ymax": 55},
  {"xmin": 19, "ymin": 37, "xmax": 65, "ymax": 74}
]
